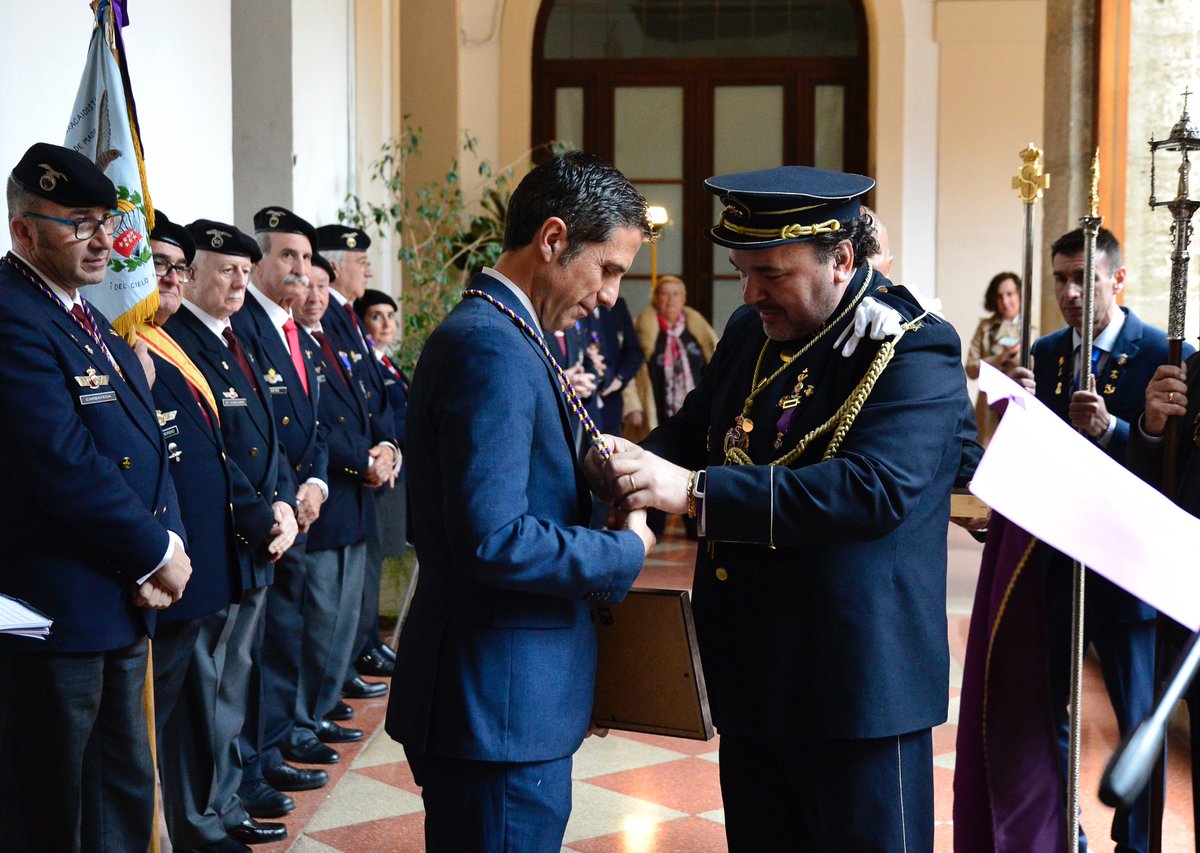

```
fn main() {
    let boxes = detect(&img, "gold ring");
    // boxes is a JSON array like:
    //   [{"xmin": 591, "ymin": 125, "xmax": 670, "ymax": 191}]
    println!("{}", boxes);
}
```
[
  {"xmin": 1170, "ymin": 391, "xmax": 1176, "ymax": 404},
  {"xmin": 628, "ymin": 474, "xmax": 638, "ymax": 492}
]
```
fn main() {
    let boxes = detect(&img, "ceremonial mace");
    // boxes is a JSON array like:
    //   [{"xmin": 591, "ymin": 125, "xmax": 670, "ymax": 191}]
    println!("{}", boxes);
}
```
[
  {"xmin": 1013, "ymin": 146, "xmax": 1050, "ymax": 366},
  {"xmin": 1063, "ymin": 151, "xmax": 1103, "ymax": 853},
  {"xmin": 1099, "ymin": 90, "xmax": 1200, "ymax": 853}
]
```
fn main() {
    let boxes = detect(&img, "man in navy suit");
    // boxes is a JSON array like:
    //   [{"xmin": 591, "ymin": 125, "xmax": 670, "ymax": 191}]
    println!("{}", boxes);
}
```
[
  {"xmin": 284, "ymin": 254, "xmax": 396, "ymax": 765},
  {"xmin": 315, "ymin": 224, "xmax": 400, "ymax": 687},
  {"xmin": 232, "ymin": 207, "xmax": 331, "ymax": 802},
  {"xmin": 0, "ymin": 143, "xmax": 192, "ymax": 851},
  {"xmin": 158, "ymin": 218, "xmax": 300, "ymax": 848},
  {"xmin": 599, "ymin": 166, "xmax": 970, "ymax": 852},
  {"xmin": 1008, "ymin": 227, "xmax": 1177, "ymax": 853},
  {"xmin": 387, "ymin": 151, "xmax": 654, "ymax": 852}
]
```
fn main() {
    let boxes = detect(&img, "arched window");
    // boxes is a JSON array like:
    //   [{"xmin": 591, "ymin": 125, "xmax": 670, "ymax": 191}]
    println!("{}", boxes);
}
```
[{"xmin": 534, "ymin": 0, "xmax": 868, "ymax": 325}]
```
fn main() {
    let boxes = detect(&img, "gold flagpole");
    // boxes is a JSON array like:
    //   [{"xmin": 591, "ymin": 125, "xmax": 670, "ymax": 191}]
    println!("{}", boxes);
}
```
[{"xmin": 1012, "ymin": 145, "xmax": 1050, "ymax": 367}]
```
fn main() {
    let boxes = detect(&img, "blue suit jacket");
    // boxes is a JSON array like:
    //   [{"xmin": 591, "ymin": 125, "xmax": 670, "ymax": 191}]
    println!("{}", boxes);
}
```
[
  {"xmin": 302, "ymin": 323, "xmax": 386, "ymax": 551},
  {"xmin": 163, "ymin": 307, "xmax": 294, "ymax": 586},
  {"xmin": 643, "ymin": 267, "xmax": 966, "ymax": 740},
  {"xmin": 386, "ymin": 272, "xmax": 645, "ymax": 762},
  {"xmin": 149, "ymin": 351, "xmax": 240, "ymax": 623},
  {"xmin": 579, "ymin": 298, "xmax": 643, "ymax": 432},
  {"xmin": 1032, "ymin": 308, "xmax": 1189, "ymax": 622},
  {"xmin": 230, "ymin": 293, "xmax": 327, "ymax": 494},
  {"xmin": 0, "ymin": 254, "xmax": 183, "ymax": 652},
  {"xmin": 323, "ymin": 297, "xmax": 393, "ymax": 433}
]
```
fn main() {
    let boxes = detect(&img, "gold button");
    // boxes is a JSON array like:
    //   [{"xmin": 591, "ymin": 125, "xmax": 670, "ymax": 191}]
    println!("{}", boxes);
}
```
[
  {"xmin": 715, "ymin": 567, "xmax": 729, "ymax": 581},
  {"xmin": 120, "ymin": 457, "xmax": 132, "ymax": 470},
  {"xmin": 281, "ymin": 416, "xmax": 290, "ymax": 425},
  {"xmin": 295, "ymin": 464, "xmax": 302, "ymax": 472},
  {"xmin": 336, "ymin": 416, "xmax": 346, "ymax": 424},
  {"xmin": 877, "ymin": 286, "xmax": 888, "ymax": 293},
  {"xmin": 249, "ymin": 447, "xmax": 259, "ymax": 457}
]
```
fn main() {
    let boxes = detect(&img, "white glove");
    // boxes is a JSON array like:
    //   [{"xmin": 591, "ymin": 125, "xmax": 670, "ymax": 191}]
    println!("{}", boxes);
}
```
[{"xmin": 833, "ymin": 296, "xmax": 904, "ymax": 357}]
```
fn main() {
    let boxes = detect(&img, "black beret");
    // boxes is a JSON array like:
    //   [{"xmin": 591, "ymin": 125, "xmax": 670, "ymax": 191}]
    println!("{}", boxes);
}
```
[
  {"xmin": 253, "ymin": 206, "xmax": 317, "ymax": 252},
  {"xmin": 186, "ymin": 219, "xmax": 262, "ymax": 262},
  {"xmin": 354, "ymin": 288, "xmax": 397, "ymax": 319},
  {"xmin": 705, "ymin": 166, "xmax": 875, "ymax": 249},
  {"xmin": 311, "ymin": 252, "xmax": 336, "ymax": 282},
  {"xmin": 10, "ymin": 142, "xmax": 118, "ymax": 210},
  {"xmin": 315, "ymin": 223, "xmax": 371, "ymax": 252},
  {"xmin": 149, "ymin": 209, "xmax": 196, "ymax": 265}
]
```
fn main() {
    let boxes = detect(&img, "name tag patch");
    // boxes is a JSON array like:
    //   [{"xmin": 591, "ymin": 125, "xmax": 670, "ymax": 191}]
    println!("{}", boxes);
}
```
[
  {"xmin": 221, "ymin": 397, "xmax": 248, "ymax": 407},
  {"xmin": 269, "ymin": 386, "xmax": 289, "ymax": 395},
  {"xmin": 161, "ymin": 425, "xmax": 180, "ymax": 438},
  {"xmin": 79, "ymin": 390, "xmax": 116, "ymax": 406}
]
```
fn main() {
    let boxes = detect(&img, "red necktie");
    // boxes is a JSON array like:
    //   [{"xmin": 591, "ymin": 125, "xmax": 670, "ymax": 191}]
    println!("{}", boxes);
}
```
[
  {"xmin": 282, "ymin": 318, "xmax": 310, "ymax": 396},
  {"xmin": 556, "ymin": 332, "xmax": 568, "ymax": 360},
  {"xmin": 312, "ymin": 330, "xmax": 350, "ymax": 388},
  {"xmin": 70, "ymin": 304, "xmax": 96, "ymax": 336},
  {"xmin": 222, "ymin": 327, "xmax": 261, "ymax": 394}
]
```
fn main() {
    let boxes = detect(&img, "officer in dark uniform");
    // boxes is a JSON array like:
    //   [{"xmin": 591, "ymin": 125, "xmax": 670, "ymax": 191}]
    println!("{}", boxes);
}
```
[
  {"xmin": 283, "ymin": 255, "xmax": 396, "ymax": 765},
  {"xmin": 599, "ymin": 166, "xmax": 969, "ymax": 853},
  {"xmin": 315, "ymin": 224, "xmax": 398, "ymax": 689},
  {"xmin": 158, "ymin": 218, "xmax": 300, "ymax": 846},
  {"xmin": 0, "ymin": 143, "xmax": 191, "ymax": 851},
  {"xmin": 231, "ymin": 207, "xmax": 329, "ymax": 801}
]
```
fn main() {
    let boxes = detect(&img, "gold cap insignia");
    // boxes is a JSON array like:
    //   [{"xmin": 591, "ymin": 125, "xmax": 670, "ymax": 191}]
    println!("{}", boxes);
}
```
[
  {"xmin": 345, "ymin": 235, "xmax": 357, "ymax": 248},
  {"xmin": 38, "ymin": 164, "xmax": 67, "ymax": 192},
  {"xmin": 206, "ymin": 228, "xmax": 231, "ymax": 248},
  {"xmin": 265, "ymin": 209, "xmax": 287, "ymax": 228}
]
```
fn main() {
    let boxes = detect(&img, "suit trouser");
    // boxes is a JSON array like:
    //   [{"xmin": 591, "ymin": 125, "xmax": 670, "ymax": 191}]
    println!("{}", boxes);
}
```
[
  {"xmin": 354, "ymin": 496, "xmax": 386, "ymax": 664},
  {"xmin": 160, "ymin": 589, "xmax": 265, "ymax": 845},
  {"xmin": 407, "ymin": 750, "xmax": 573, "ymax": 853},
  {"xmin": 290, "ymin": 541, "xmax": 366, "ymax": 747},
  {"xmin": 1047, "ymin": 603, "xmax": 1155, "ymax": 853},
  {"xmin": 152, "ymin": 616, "xmax": 203, "ymax": 743},
  {"xmin": 246, "ymin": 541, "xmax": 307, "ymax": 777},
  {"xmin": 717, "ymin": 729, "xmax": 934, "ymax": 853},
  {"xmin": 0, "ymin": 639, "xmax": 155, "ymax": 853}
]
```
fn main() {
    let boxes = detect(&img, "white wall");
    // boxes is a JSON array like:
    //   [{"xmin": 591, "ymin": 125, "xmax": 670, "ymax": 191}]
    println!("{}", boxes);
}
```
[
  {"xmin": 0, "ymin": 0, "xmax": 234, "ymax": 249},
  {"xmin": 935, "ymin": 0, "xmax": 1046, "ymax": 358},
  {"xmin": 292, "ymin": 0, "xmax": 353, "ymax": 227}
]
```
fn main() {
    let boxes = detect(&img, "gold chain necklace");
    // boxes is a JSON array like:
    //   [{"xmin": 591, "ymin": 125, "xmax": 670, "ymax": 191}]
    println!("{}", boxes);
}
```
[{"xmin": 722, "ymin": 269, "xmax": 873, "ymax": 458}]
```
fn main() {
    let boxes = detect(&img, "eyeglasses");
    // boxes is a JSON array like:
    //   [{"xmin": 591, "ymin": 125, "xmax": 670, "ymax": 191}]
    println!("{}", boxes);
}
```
[
  {"xmin": 153, "ymin": 256, "xmax": 194, "ymax": 283},
  {"xmin": 21, "ymin": 211, "xmax": 126, "ymax": 241}
]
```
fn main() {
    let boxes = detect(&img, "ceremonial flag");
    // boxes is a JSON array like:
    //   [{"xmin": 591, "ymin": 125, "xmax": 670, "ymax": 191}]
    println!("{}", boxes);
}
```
[{"xmin": 64, "ymin": 0, "xmax": 157, "ymax": 338}]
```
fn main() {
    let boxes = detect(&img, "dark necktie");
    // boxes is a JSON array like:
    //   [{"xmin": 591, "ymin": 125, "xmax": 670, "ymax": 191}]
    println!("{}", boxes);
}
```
[
  {"xmin": 70, "ymin": 304, "xmax": 96, "ymax": 336},
  {"xmin": 222, "ymin": 327, "xmax": 261, "ymax": 394},
  {"xmin": 312, "ymin": 330, "xmax": 350, "ymax": 387}
]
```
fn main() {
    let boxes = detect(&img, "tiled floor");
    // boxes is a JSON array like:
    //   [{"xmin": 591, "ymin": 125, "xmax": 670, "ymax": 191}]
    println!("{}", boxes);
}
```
[{"xmin": 232, "ymin": 525, "xmax": 1195, "ymax": 852}]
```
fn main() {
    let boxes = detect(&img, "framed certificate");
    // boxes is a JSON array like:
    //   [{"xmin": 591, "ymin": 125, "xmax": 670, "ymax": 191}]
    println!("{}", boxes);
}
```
[{"xmin": 591, "ymin": 587, "xmax": 714, "ymax": 740}]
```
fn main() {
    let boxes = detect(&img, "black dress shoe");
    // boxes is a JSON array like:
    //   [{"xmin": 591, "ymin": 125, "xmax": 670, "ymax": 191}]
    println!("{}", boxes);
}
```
[
  {"xmin": 324, "ymin": 700, "xmax": 355, "ymax": 722},
  {"xmin": 318, "ymin": 719, "xmax": 364, "ymax": 743},
  {"xmin": 282, "ymin": 737, "xmax": 340, "ymax": 765},
  {"xmin": 188, "ymin": 837, "xmax": 251, "ymax": 853},
  {"xmin": 228, "ymin": 817, "xmax": 288, "ymax": 845},
  {"xmin": 262, "ymin": 761, "xmax": 329, "ymax": 791},
  {"xmin": 343, "ymin": 675, "xmax": 388, "ymax": 698},
  {"xmin": 376, "ymin": 642, "xmax": 397, "ymax": 662},
  {"xmin": 356, "ymin": 647, "xmax": 395, "ymax": 677},
  {"xmin": 237, "ymin": 777, "xmax": 295, "ymax": 818}
]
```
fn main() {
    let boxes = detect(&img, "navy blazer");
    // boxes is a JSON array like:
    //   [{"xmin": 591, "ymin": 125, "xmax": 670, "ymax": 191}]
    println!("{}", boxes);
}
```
[
  {"xmin": 302, "ymin": 323, "xmax": 382, "ymax": 551},
  {"xmin": 1032, "ymin": 307, "xmax": 1188, "ymax": 623},
  {"xmin": 377, "ymin": 355, "xmax": 409, "ymax": 449},
  {"xmin": 579, "ymin": 298, "xmax": 644, "ymax": 432},
  {"xmin": 386, "ymin": 272, "xmax": 645, "ymax": 763},
  {"xmin": 149, "ymin": 352, "xmax": 240, "ymax": 623},
  {"xmin": 163, "ymin": 307, "xmax": 295, "ymax": 586},
  {"xmin": 0, "ymin": 254, "xmax": 183, "ymax": 653},
  {"xmin": 643, "ymin": 267, "xmax": 967, "ymax": 740},
  {"xmin": 322, "ymin": 297, "xmax": 394, "ymax": 437},
  {"xmin": 230, "ymin": 293, "xmax": 327, "ymax": 491}
]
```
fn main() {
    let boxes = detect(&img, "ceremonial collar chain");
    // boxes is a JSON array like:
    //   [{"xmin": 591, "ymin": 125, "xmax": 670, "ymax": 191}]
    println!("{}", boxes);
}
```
[
  {"xmin": 723, "ymin": 268, "xmax": 873, "ymax": 464},
  {"xmin": 461, "ymin": 289, "xmax": 611, "ymax": 461},
  {"xmin": 2, "ymin": 254, "xmax": 121, "ymax": 374}
]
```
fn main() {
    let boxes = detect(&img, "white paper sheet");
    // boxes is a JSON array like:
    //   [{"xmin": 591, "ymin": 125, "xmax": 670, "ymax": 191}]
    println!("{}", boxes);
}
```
[
  {"xmin": 970, "ymin": 361, "xmax": 1200, "ymax": 631},
  {"xmin": 0, "ymin": 593, "xmax": 52, "ymax": 639}
]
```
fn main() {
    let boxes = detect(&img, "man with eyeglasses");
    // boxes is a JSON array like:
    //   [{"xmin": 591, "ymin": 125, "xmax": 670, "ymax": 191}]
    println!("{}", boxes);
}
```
[
  {"xmin": 0, "ymin": 142, "xmax": 192, "ymax": 850},
  {"xmin": 147, "ymin": 216, "xmax": 298, "ymax": 850}
]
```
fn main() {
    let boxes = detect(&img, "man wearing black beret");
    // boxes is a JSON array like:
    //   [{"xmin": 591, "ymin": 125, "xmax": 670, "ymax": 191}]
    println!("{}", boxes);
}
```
[
  {"xmin": 315, "ymin": 223, "xmax": 400, "ymax": 688},
  {"xmin": 0, "ymin": 142, "xmax": 192, "ymax": 850},
  {"xmin": 596, "ymin": 165, "xmax": 970, "ymax": 852}
]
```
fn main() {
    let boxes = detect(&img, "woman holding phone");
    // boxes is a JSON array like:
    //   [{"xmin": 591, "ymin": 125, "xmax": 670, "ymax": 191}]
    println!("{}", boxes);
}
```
[{"xmin": 966, "ymin": 271, "xmax": 1024, "ymax": 444}]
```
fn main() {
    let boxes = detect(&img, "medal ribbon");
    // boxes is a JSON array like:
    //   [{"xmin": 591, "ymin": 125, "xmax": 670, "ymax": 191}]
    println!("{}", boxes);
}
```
[{"xmin": 462, "ymin": 290, "xmax": 611, "ymax": 461}]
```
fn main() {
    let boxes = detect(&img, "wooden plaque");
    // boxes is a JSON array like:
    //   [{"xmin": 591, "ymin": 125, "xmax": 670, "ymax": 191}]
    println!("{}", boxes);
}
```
[
  {"xmin": 951, "ymin": 490, "xmax": 990, "ymax": 520},
  {"xmin": 591, "ymin": 588, "xmax": 714, "ymax": 740}
]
